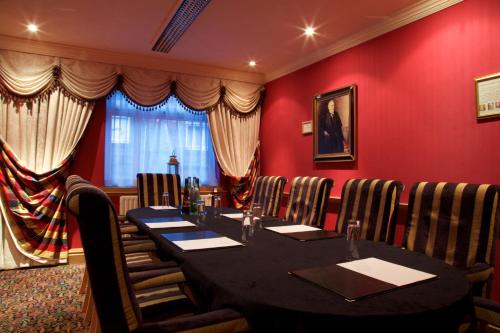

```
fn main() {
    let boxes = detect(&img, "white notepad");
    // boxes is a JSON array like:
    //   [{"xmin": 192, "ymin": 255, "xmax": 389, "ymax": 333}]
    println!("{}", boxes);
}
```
[
  {"xmin": 265, "ymin": 225, "xmax": 320, "ymax": 233},
  {"xmin": 149, "ymin": 205, "xmax": 178, "ymax": 210},
  {"xmin": 145, "ymin": 221, "xmax": 196, "ymax": 229},
  {"xmin": 337, "ymin": 257, "xmax": 436, "ymax": 287},
  {"xmin": 172, "ymin": 237, "xmax": 243, "ymax": 251},
  {"xmin": 221, "ymin": 213, "xmax": 244, "ymax": 219}
]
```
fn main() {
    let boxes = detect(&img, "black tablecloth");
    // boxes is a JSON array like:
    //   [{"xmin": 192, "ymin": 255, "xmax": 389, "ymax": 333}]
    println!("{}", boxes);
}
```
[{"xmin": 127, "ymin": 208, "xmax": 472, "ymax": 333}]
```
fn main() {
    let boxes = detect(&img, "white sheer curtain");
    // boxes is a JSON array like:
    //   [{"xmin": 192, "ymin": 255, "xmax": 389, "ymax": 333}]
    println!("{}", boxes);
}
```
[
  {"xmin": 105, "ymin": 92, "xmax": 218, "ymax": 187},
  {"xmin": 0, "ymin": 91, "xmax": 92, "ymax": 173}
]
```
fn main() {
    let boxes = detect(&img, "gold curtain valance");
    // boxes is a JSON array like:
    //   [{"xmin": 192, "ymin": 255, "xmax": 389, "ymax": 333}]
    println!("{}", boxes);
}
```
[{"xmin": 0, "ymin": 49, "xmax": 264, "ymax": 116}]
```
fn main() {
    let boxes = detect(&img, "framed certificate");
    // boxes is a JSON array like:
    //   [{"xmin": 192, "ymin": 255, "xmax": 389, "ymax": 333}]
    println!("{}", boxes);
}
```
[{"xmin": 475, "ymin": 72, "xmax": 500, "ymax": 120}]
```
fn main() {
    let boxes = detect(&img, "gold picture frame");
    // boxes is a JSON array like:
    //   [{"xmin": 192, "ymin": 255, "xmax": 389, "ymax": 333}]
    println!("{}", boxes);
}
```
[
  {"xmin": 313, "ymin": 85, "xmax": 356, "ymax": 162},
  {"xmin": 475, "ymin": 72, "xmax": 500, "ymax": 120}
]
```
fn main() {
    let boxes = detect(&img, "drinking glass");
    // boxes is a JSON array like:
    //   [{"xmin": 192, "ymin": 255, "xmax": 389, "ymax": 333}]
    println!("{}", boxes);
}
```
[
  {"xmin": 161, "ymin": 192, "xmax": 169, "ymax": 207},
  {"xmin": 213, "ymin": 195, "xmax": 221, "ymax": 217},
  {"xmin": 196, "ymin": 199, "xmax": 207, "ymax": 224},
  {"xmin": 346, "ymin": 219, "xmax": 360, "ymax": 261},
  {"xmin": 252, "ymin": 203, "xmax": 263, "ymax": 229},
  {"xmin": 241, "ymin": 209, "xmax": 253, "ymax": 242}
]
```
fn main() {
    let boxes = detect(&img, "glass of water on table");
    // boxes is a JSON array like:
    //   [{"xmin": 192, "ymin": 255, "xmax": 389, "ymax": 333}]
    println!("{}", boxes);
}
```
[
  {"xmin": 241, "ymin": 209, "xmax": 253, "ymax": 243},
  {"xmin": 252, "ymin": 203, "xmax": 263, "ymax": 229}
]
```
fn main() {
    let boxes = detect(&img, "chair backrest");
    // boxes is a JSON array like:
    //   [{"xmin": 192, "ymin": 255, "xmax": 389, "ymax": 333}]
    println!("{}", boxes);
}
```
[
  {"xmin": 65, "ymin": 174, "xmax": 89, "ymax": 189},
  {"xmin": 403, "ymin": 182, "xmax": 499, "ymax": 269},
  {"xmin": 251, "ymin": 176, "xmax": 287, "ymax": 217},
  {"xmin": 336, "ymin": 179, "xmax": 404, "ymax": 244},
  {"xmin": 136, "ymin": 173, "xmax": 182, "ymax": 207},
  {"xmin": 284, "ymin": 176, "xmax": 333, "ymax": 228},
  {"xmin": 66, "ymin": 178, "xmax": 141, "ymax": 333}
]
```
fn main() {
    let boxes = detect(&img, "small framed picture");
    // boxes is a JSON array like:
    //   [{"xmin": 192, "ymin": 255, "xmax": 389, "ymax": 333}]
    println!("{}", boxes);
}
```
[
  {"xmin": 302, "ymin": 121, "xmax": 312, "ymax": 135},
  {"xmin": 475, "ymin": 72, "xmax": 500, "ymax": 120},
  {"xmin": 313, "ymin": 85, "xmax": 356, "ymax": 162}
]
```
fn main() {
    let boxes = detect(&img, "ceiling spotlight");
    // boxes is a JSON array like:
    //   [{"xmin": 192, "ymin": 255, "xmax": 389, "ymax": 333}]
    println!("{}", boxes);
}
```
[
  {"xmin": 304, "ymin": 26, "xmax": 316, "ymax": 37},
  {"xmin": 249, "ymin": 60, "xmax": 256, "ymax": 67},
  {"xmin": 27, "ymin": 23, "xmax": 38, "ymax": 33}
]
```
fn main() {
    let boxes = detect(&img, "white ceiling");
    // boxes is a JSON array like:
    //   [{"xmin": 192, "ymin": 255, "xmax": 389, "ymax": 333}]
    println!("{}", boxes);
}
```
[{"xmin": 0, "ymin": 0, "xmax": 461, "ymax": 83}]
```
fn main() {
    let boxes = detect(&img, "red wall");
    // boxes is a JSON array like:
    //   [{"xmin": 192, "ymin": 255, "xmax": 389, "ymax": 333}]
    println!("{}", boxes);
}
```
[
  {"xmin": 67, "ymin": 99, "xmax": 106, "ymax": 248},
  {"xmin": 261, "ymin": 0, "xmax": 500, "ymax": 298}
]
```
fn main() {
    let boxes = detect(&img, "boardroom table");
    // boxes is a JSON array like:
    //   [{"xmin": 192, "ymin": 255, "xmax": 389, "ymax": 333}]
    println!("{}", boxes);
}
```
[{"xmin": 126, "ymin": 207, "xmax": 473, "ymax": 333}]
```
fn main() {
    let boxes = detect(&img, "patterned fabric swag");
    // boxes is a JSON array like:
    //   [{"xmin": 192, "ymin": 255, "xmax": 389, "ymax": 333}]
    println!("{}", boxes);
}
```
[
  {"xmin": 336, "ymin": 179, "xmax": 404, "ymax": 245},
  {"xmin": 0, "ymin": 138, "xmax": 70, "ymax": 260},
  {"xmin": 251, "ymin": 176, "xmax": 287, "ymax": 217},
  {"xmin": 403, "ymin": 182, "xmax": 499, "ymax": 269},
  {"xmin": 228, "ymin": 145, "xmax": 260, "ymax": 209}
]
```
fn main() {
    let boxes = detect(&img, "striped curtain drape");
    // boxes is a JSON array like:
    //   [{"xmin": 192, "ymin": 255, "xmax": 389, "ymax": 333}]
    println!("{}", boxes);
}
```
[
  {"xmin": 0, "ymin": 139, "xmax": 71, "ymax": 265},
  {"xmin": 227, "ymin": 144, "xmax": 260, "ymax": 209}
]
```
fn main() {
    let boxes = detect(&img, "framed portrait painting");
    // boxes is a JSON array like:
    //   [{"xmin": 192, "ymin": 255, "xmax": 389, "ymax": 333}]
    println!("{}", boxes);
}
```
[{"xmin": 313, "ymin": 85, "xmax": 356, "ymax": 162}]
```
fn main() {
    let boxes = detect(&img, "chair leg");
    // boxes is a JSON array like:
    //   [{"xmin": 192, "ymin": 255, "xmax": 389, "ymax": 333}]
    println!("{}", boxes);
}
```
[
  {"xmin": 83, "ymin": 291, "xmax": 94, "ymax": 326},
  {"xmin": 80, "ymin": 269, "xmax": 88, "ymax": 295},
  {"xmin": 88, "ymin": 304, "xmax": 101, "ymax": 333}
]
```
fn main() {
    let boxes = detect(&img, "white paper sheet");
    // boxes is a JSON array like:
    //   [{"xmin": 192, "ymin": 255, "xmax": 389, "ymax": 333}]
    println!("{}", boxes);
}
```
[
  {"xmin": 265, "ymin": 225, "xmax": 320, "ymax": 233},
  {"xmin": 149, "ymin": 206, "xmax": 177, "ymax": 210},
  {"xmin": 337, "ymin": 257, "xmax": 436, "ymax": 286},
  {"xmin": 221, "ymin": 213, "xmax": 244, "ymax": 219},
  {"xmin": 173, "ymin": 237, "xmax": 243, "ymax": 251},
  {"xmin": 145, "ymin": 221, "xmax": 196, "ymax": 229}
]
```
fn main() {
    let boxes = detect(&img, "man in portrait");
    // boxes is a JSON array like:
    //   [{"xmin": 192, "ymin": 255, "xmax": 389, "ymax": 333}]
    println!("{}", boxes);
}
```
[{"xmin": 318, "ymin": 99, "xmax": 345, "ymax": 154}]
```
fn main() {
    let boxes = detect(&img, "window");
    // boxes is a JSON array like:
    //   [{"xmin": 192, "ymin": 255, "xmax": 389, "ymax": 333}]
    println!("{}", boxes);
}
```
[
  {"xmin": 104, "ymin": 92, "xmax": 218, "ymax": 187},
  {"xmin": 111, "ymin": 116, "xmax": 131, "ymax": 144}
]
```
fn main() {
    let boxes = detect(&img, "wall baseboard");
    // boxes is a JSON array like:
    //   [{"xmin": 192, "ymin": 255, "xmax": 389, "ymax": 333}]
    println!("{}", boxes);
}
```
[{"xmin": 68, "ymin": 248, "xmax": 85, "ymax": 265}]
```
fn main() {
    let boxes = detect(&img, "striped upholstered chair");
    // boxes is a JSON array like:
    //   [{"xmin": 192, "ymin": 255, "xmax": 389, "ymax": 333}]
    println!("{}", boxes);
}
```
[
  {"xmin": 284, "ymin": 176, "xmax": 334, "ymax": 228},
  {"xmin": 66, "ymin": 177, "xmax": 191, "ymax": 331},
  {"xmin": 251, "ymin": 176, "xmax": 287, "ymax": 217},
  {"xmin": 65, "ymin": 175, "xmax": 156, "ymax": 254},
  {"xmin": 336, "ymin": 179, "xmax": 404, "ymax": 245},
  {"xmin": 66, "ymin": 181, "xmax": 249, "ymax": 333},
  {"xmin": 473, "ymin": 297, "xmax": 500, "ymax": 331},
  {"xmin": 137, "ymin": 173, "xmax": 182, "ymax": 207},
  {"xmin": 403, "ymin": 182, "xmax": 500, "ymax": 297}
]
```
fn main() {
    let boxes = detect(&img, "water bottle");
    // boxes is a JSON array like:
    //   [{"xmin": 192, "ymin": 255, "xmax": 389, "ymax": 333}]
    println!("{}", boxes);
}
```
[{"xmin": 182, "ymin": 178, "xmax": 191, "ymax": 214}]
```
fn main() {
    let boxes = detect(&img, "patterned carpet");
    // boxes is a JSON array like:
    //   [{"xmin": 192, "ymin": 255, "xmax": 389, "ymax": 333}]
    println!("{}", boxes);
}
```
[{"xmin": 0, "ymin": 264, "xmax": 88, "ymax": 333}]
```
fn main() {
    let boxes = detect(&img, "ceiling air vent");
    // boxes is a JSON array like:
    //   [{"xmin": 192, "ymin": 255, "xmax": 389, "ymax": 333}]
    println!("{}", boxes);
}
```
[{"xmin": 152, "ymin": 0, "xmax": 212, "ymax": 53}]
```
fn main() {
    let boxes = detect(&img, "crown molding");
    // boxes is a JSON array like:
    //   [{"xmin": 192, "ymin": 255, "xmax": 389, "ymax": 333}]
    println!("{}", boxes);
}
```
[
  {"xmin": 265, "ymin": 0, "xmax": 463, "ymax": 82},
  {"xmin": 0, "ymin": 34, "xmax": 265, "ymax": 85}
]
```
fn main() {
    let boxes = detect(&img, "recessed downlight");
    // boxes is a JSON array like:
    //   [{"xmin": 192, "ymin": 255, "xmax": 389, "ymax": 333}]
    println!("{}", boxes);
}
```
[
  {"xmin": 304, "ymin": 26, "xmax": 316, "ymax": 37},
  {"xmin": 27, "ymin": 23, "xmax": 39, "ymax": 33}
]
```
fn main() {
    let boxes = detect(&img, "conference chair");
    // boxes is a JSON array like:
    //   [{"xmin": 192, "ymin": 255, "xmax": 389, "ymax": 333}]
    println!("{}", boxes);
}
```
[
  {"xmin": 251, "ymin": 176, "xmax": 287, "ymax": 217},
  {"xmin": 136, "ymin": 173, "xmax": 182, "ymax": 208},
  {"xmin": 65, "ymin": 177, "xmax": 188, "ymax": 331},
  {"xmin": 66, "ymin": 181, "xmax": 249, "ymax": 333},
  {"xmin": 403, "ymin": 181, "xmax": 500, "ymax": 297},
  {"xmin": 284, "ymin": 176, "xmax": 333, "ymax": 228},
  {"xmin": 336, "ymin": 179, "xmax": 404, "ymax": 245},
  {"xmin": 473, "ymin": 297, "xmax": 500, "ymax": 332},
  {"xmin": 65, "ymin": 175, "xmax": 156, "ymax": 252}
]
